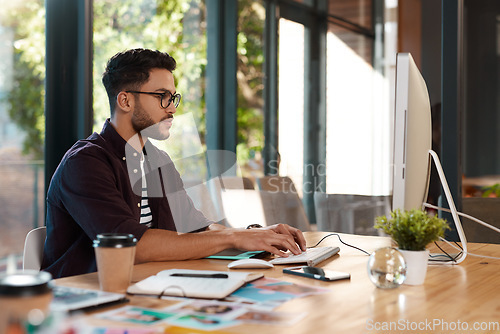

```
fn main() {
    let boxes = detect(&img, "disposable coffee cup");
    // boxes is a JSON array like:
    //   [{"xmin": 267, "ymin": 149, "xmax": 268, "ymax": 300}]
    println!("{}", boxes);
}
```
[
  {"xmin": 0, "ymin": 270, "xmax": 53, "ymax": 328},
  {"xmin": 93, "ymin": 233, "xmax": 137, "ymax": 293}
]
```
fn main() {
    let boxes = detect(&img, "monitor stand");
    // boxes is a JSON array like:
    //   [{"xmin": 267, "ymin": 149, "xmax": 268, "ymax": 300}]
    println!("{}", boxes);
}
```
[{"xmin": 425, "ymin": 150, "xmax": 467, "ymax": 264}]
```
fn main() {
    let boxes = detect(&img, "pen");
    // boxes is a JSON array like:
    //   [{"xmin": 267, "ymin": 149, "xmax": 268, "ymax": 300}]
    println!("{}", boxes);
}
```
[{"xmin": 170, "ymin": 273, "xmax": 229, "ymax": 279}]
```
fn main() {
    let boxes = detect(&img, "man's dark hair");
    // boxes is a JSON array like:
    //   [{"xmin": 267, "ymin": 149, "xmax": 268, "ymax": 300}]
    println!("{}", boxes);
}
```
[{"xmin": 102, "ymin": 48, "xmax": 176, "ymax": 115}]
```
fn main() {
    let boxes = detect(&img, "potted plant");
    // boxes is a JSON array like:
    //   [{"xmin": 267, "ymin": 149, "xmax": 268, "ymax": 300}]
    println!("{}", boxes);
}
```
[{"xmin": 374, "ymin": 209, "xmax": 450, "ymax": 285}]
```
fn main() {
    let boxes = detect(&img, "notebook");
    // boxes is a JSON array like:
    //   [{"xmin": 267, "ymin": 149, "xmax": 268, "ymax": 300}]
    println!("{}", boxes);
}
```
[
  {"xmin": 269, "ymin": 246, "xmax": 340, "ymax": 266},
  {"xmin": 127, "ymin": 269, "xmax": 263, "ymax": 299},
  {"xmin": 50, "ymin": 285, "xmax": 128, "ymax": 312}
]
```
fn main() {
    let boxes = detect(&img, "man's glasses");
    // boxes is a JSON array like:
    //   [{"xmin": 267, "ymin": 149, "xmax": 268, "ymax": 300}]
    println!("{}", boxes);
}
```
[{"xmin": 126, "ymin": 91, "xmax": 181, "ymax": 109}]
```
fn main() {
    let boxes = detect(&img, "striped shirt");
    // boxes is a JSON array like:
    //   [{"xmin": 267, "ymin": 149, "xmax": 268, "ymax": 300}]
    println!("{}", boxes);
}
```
[{"xmin": 139, "ymin": 157, "xmax": 152, "ymax": 227}]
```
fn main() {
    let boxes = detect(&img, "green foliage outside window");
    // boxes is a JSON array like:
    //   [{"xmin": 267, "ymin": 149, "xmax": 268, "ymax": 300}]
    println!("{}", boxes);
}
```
[
  {"xmin": 3, "ymin": 0, "xmax": 265, "ymax": 174},
  {"xmin": 236, "ymin": 0, "xmax": 265, "ymax": 167},
  {"xmin": 1, "ymin": 0, "xmax": 45, "ymax": 159}
]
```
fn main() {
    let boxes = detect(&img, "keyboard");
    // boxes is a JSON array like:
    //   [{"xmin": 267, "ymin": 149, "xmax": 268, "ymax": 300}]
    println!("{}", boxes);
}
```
[{"xmin": 269, "ymin": 246, "xmax": 340, "ymax": 266}]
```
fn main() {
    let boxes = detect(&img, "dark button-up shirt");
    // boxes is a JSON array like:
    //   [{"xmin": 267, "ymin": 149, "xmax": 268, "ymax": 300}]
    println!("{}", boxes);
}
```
[{"xmin": 41, "ymin": 120, "xmax": 210, "ymax": 278}]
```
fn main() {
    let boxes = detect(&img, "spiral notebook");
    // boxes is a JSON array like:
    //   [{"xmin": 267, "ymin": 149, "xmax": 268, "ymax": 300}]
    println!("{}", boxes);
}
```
[{"xmin": 127, "ymin": 269, "xmax": 263, "ymax": 299}]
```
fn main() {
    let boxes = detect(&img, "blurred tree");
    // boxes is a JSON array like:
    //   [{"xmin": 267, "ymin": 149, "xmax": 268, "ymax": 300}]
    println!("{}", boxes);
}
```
[
  {"xmin": 236, "ymin": 0, "xmax": 265, "ymax": 167},
  {"xmin": 93, "ymin": 0, "xmax": 207, "ymax": 132},
  {"xmin": 1, "ymin": 0, "xmax": 45, "ymax": 159},
  {"xmin": 93, "ymin": 0, "xmax": 207, "ymax": 179},
  {"xmin": 1, "ymin": 0, "xmax": 265, "ymax": 172}
]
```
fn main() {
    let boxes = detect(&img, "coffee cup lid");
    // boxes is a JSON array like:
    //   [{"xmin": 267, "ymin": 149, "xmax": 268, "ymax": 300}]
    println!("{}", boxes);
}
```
[
  {"xmin": 0, "ymin": 271, "xmax": 52, "ymax": 297},
  {"xmin": 93, "ymin": 233, "xmax": 137, "ymax": 248}
]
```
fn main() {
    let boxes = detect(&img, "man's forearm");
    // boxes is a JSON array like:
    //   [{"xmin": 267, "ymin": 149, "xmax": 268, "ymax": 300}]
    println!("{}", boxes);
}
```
[
  {"xmin": 134, "ymin": 228, "xmax": 235, "ymax": 263},
  {"xmin": 134, "ymin": 223, "xmax": 306, "ymax": 264},
  {"xmin": 206, "ymin": 222, "xmax": 230, "ymax": 230}
]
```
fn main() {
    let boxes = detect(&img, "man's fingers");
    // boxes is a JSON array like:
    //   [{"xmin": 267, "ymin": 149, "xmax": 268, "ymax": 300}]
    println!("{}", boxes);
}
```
[
  {"xmin": 267, "ymin": 231, "xmax": 302, "ymax": 255},
  {"xmin": 261, "ymin": 244, "xmax": 289, "ymax": 258},
  {"xmin": 291, "ymin": 229, "xmax": 307, "ymax": 251},
  {"xmin": 268, "ymin": 224, "xmax": 307, "ymax": 252},
  {"xmin": 235, "ymin": 227, "xmax": 305, "ymax": 256}
]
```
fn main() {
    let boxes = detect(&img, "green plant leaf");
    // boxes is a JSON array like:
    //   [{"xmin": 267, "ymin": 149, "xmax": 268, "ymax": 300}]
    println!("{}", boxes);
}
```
[{"xmin": 374, "ymin": 209, "xmax": 450, "ymax": 251}]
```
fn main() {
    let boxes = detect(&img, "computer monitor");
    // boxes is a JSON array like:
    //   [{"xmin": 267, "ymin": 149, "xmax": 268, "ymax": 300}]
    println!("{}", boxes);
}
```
[
  {"xmin": 392, "ymin": 53, "xmax": 432, "ymax": 211},
  {"xmin": 392, "ymin": 53, "xmax": 467, "ymax": 264}
]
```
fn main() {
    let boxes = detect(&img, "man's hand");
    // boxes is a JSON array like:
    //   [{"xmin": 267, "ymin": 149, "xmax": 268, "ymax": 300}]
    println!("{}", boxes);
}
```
[{"xmin": 230, "ymin": 224, "xmax": 306, "ymax": 257}]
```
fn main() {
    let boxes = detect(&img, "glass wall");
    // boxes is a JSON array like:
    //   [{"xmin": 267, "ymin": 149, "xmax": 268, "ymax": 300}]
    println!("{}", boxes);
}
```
[
  {"xmin": 0, "ymin": 0, "xmax": 45, "ymax": 270},
  {"xmin": 462, "ymin": 0, "xmax": 500, "ymax": 197},
  {"xmin": 93, "ymin": 0, "xmax": 207, "ymax": 182},
  {"xmin": 0, "ymin": 0, "xmax": 393, "ymax": 265},
  {"xmin": 278, "ymin": 18, "xmax": 305, "ymax": 196},
  {"xmin": 324, "ymin": 1, "xmax": 391, "ymax": 196},
  {"xmin": 93, "ymin": 0, "xmax": 265, "ymax": 183},
  {"xmin": 460, "ymin": 0, "xmax": 500, "ymax": 243},
  {"xmin": 236, "ymin": 0, "xmax": 265, "ymax": 180}
]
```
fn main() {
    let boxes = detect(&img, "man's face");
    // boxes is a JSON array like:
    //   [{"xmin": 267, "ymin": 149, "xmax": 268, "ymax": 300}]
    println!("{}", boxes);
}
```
[{"xmin": 131, "ymin": 68, "xmax": 177, "ymax": 140}]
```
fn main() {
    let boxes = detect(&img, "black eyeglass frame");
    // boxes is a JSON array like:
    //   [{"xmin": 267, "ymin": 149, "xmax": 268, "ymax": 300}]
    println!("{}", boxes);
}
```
[{"xmin": 126, "ymin": 90, "xmax": 181, "ymax": 108}]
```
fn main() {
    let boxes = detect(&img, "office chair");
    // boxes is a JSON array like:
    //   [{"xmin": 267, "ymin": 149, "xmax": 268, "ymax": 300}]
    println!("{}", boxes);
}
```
[
  {"xmin": 255, "ymin": 176, "xmax": 310, "ymax": 231},
  {"xmin": 314, "ymin": 192, "xmax": 390, "ymax": 235},
  {"xmin": 221, "ymin": 188, "xmax": 311, "ymax": 231},
  {"xmin": 22, "ymin": 226, "xmax": 46, "ymax": 271},
  {"xmin": 256, "ymin": 175, "xmax": 297, "ymax": 193}
]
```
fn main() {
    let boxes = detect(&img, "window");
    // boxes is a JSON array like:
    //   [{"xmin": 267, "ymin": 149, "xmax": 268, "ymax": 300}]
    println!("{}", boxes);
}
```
[
  {"xmin": 236, "ymin": 0, "xmax": 265, "ymax": 179},
  {"xmin": 0, "ymin": 0, "xmax": 45, "ymax": 270},
  {"xmin": 93, "ymin": 0, "xmax": 207, "ymax": 181},
  {"xmin": 325, "ymin": 23, "xmax": 390, "ymax": 195},
  {"xmin": 278, "ymin": 18, "xmax": 306, "ymax": 196},
  {"xmin": 328, "ymin": 0, "xmax": 373, "ymax": 30}
]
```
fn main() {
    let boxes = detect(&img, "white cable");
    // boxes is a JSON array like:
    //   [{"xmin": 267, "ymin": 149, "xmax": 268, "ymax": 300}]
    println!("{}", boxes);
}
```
[
  {"xmin": 423, "ymin": 202, "xmax": 500, "ymax": 260},
  {"xmin": 437, "ymin": 237, "xmax": 500, "ymax": 261},
  {"xmin": 424, "ymin": 202, "xmax": 500, "ymax": 234}
]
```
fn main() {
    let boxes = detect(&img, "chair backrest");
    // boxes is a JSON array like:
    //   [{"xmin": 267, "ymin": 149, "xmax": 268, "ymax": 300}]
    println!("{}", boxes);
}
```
[
  {"xmin": 220, "ymin": 189, "xmax": 267, "ymax": 228},
  {"xmin": 257, "ymin": 176, "xmax": 297, "ymax": 193},
  {"xmin": 182, "ymin": 176, "xmax": 255, "ymax": 225},
  {"xmin": 205, "ymin": 176, "xmax": 255, "ymax": 226},
  {"xmin": 218, "ymin": 176, "xmax": 255, "ymax": 190},
  {"xmin": 259, "ymin": 190, "xmax": 310, "ymax": 231},
  {"xmin": 220, "ymin": 189, "xmax": 311, "ymax": 231},
  {"xmin": 255, "ymin": 176, "xmax": 310, "ymax": 231},
  {"xmin": 183, "ymin": 180, "xmax": 223, "ymax": 223},
  {"xmin": 314, "ymin": 193, "xmax": 390, "ymax": 235},
  {"xmin": 23, "ymin": 226, "xmax": 47, "ymax": 271}
]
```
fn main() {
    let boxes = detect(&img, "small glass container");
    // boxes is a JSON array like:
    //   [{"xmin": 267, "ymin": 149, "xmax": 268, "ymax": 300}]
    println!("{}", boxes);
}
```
[{"xmin": 367, "ymin": 247, "xmax": 407, "ymax": 289}]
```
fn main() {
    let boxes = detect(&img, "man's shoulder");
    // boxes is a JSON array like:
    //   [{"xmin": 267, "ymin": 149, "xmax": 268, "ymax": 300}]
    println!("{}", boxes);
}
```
[
  {"xmin": 56, "ymin": 133, "xmax": 124, "ymax": 175},
  {"xmin": 65, "ymin": 132, "xmax": 113, "ymax": 159}
]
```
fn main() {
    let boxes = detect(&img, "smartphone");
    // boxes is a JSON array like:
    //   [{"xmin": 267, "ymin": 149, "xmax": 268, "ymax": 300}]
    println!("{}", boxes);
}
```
[{"xmin": 283, "ymin": 266, "xmax": 350, "ymax": 282}]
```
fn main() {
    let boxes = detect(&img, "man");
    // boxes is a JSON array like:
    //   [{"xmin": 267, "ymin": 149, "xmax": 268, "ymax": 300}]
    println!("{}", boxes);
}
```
[{"xmin": 42, "ymin": 48, "xmax": 306, "ymax": 278}]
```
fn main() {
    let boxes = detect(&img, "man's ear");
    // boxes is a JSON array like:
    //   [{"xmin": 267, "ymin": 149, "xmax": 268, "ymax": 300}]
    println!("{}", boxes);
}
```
[{"xmin": 116, "ymin": 91, "xmax": 133, "ymax": 112}]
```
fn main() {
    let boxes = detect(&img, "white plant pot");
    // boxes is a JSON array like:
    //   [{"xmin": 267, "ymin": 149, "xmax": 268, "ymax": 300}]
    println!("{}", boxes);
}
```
[{"xmin": 398, "ymin": 249, "xmax": 430, "ymax": 285}]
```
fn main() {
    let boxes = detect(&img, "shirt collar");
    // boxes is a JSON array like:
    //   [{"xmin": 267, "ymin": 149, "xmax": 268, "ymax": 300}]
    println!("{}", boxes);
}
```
[
  {"xmin": 100, "ymin": 119, "xmax": 131, "ymax": 161},
  {"xmin": 100, "ymin": 119, "xmax": 162, "ymax": 162}
]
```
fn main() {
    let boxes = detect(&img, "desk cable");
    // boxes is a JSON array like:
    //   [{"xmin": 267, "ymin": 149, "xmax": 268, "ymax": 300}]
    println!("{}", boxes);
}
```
[
  {"xmin": 424, "ymin": 203, "xmax": 500, "ymax": 261},
  {"xmin": 308, "ymin": 233, "xmax": 370, "ymax": 256},
  {"xmin": 436, "ymin": 237, "xmax": 500, "ymax": 261},
  {"xmin": 429, "ymin": 241, "xmax": 463, "ymax": 263}
]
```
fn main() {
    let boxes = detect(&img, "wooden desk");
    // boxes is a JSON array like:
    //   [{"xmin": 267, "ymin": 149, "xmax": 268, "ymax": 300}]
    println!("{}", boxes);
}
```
[{"xmin": 56, "ymin": 232, "xmax": 500, "ymax": 333}]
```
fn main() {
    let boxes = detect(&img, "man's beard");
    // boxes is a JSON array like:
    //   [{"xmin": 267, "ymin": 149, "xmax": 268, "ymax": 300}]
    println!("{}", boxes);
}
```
[{"xmin": 131, "ymin": 103, "xmax": 172, "ymax": 141}]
